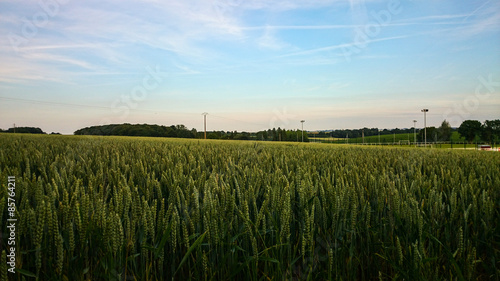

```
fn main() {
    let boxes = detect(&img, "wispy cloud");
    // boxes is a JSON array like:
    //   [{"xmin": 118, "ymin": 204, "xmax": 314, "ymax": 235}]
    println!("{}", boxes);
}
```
[
  {"xmin": 1, "ymin": 0, "xmax": 499, "ymax": 132},
  {"xmin": 278, "ymin": 34, "xmax": 411, "ymax": 58},
  {"xmin": 456, "ymin": 10, "xmax": 500, "ymax": 38},
  {"xmin": 257, "ymin": 25, "xmax": 290, "ymax": 50}
]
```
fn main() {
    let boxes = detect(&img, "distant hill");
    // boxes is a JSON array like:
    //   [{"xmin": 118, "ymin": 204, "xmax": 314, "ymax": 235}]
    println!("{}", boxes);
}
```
[
  {"xmin": 74, "ymin": 123, "xmax": 197, "ymax": 138},
  {"xmin": 1, "ymin": 127, "xmax": 46, "ymax": 134}
]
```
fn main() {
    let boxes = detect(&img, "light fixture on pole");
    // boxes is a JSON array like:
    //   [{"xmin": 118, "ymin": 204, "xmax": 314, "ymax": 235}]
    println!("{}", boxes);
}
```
[
  {"xmin": 202, "ymin": 112, "xmax": 208, "ymax": 139},
  {"xmin": 421, "ymin": 109, "xmax": 428, "ymax": 147},
  {"xmin": 413, "ymin": 120, "xmax": 417, "ymax": 147},
  {"xmin": 300, "ymin": 120, "xmax": 305, "ymax": 142}
]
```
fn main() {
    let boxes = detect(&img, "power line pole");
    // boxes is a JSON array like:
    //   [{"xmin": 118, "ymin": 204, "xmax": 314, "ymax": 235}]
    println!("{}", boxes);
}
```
[
  {"xmin": 202, "ymin": 112, "xmax": 208, "ymax": 139},
  {"xmin": 413, "ymin": 120, "xmax": 417, "ymax": 147},
  {"xmin": 300, "ymin": 120, "xmax": 305, "ymax": 142},
  {"xmin": 421, "ymin": 109, "xmax": 428, "ymax": 147}
]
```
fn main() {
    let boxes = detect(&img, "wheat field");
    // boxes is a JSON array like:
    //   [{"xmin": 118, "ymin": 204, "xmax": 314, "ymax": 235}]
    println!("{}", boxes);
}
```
[{"xmin": 0, "ymin": 134, "xmax": 498, "ymax": 280}]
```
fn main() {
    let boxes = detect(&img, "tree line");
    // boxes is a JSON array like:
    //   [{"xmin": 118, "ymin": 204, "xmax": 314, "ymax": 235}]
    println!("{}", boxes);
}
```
[
  {"xmin": 324, "ymin": 127, "xmax": 416, "ymax": 139},
  {"xmin": 74, "ymin": 124, "xmax": 198, "ymax": 138},
  {"xmin": 3, "ymin": 119, "xmax": 498, "ymax": 144},
  {"xmin": 457, "ymin": 119, "xmax": 500, "ymax": 143},
  {"xmin": 415, "ymin": 119, "xmax": 500, "ymax": 143},
  {"xmin": 0, "ymin": 127, "xmax": 47, "ymax": 134},
  {"xmin": 196, "ymin": 128, "xmax": 310, "ymax": 142}
]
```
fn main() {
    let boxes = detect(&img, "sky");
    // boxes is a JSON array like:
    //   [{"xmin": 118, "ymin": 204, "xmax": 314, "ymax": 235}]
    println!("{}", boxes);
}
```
[{"xmin": 0, "ymin": 0, "xmax": 499, "ymax": 134}]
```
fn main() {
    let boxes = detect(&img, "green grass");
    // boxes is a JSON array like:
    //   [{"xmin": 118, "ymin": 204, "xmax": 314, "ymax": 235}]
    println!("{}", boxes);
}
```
[
  {"xmin": 323, "ymin": 133, "xmax": 417, "ymax": 144},
  {"xmin": 316, "ymin": 131, "xmax": 488, "ymax": 146}
]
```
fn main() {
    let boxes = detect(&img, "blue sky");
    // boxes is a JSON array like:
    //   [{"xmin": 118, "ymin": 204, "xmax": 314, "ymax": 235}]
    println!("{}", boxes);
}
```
[{"xmin": 1, "ymin": 0, "xmax": 499, "ymax": 134}]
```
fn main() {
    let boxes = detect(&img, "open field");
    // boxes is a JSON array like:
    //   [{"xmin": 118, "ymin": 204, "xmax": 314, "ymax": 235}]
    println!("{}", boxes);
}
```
[
  {"xmin": 307, "ymin": 137, "xmax": 344, "ymax": 142},
  {"xmin": 314, "ymin": 134, "xmax": 411, "ymax": 144},
  {"xmin": 315, "ymin": 131, "xmax": 468, "ymax": 144},
  {"xmin": 313, "ymin": 132, "xmax": 498, "ymax": 150},
  {"xmin": 0, "ymin": 133, "xmax": 499, "ymax": 280}
]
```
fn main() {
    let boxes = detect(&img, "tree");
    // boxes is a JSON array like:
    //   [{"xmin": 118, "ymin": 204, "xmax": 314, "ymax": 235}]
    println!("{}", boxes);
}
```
[
  {"xmin": 481, "ymin": 119, "xmax": 500, "ymax": 143},
  {"xmin": 458, "ymin": 120, "xmax": 482, "ymax": 143},
  {"xmin": 417, "ymin": 126, "xmax": 436, "ymax": 142},
  {"xmin": 6, "ymin": 127, "xmax": 46, "ymax": 134},
  {"xmin": 437, "ymin": 120, "xmax": 452, "ymax": 141}
]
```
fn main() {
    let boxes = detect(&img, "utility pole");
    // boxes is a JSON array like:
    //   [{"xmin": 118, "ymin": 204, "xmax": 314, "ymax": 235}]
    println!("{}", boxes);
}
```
[
  {"xmin": 13, "ymin": 123, "xmax": 16, "ymax": 134},
  {"xmin": 413, "ymin": 120, "xmax": 417, "ymax": 147},
  {"xmin": 421, "ymin": 109, "xmax": 428, "ymax": 147},
  {"xmin": 362, "ymin": 129, "xmax": 364, "ymax": 144},
  {"xmin": 202, "ymin": 112, "xmax": 208, "ymax": 139},
  {"xmin": 300, "ymin": 120, "xmax": 305, "ymax": 142}
]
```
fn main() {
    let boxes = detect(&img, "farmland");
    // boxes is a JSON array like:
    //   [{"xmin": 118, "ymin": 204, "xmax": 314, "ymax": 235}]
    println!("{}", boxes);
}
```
[
  {"xmin": 0, "ymin": 134, "xmax": 499, "ymax": 280},
  {"xmin": 314, "ymin": 132, "xmax": 470, "ymax": 145}
]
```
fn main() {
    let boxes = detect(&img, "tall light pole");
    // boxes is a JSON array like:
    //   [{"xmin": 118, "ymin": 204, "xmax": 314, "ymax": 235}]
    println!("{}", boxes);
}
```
[
  {"xmin": 202, "ymin": 112, "xmax": 208, "ymax": 139},
  {"xmin": 300, "ymin": 120, "xmax": 305, "ymax": 142},
  {"xmin": 421, "ymin": 109, "xmax": 428, "ymax": 147},
  {"xmin": 413, "ymin": 120, "xmax": 417, "ymax": 147}
]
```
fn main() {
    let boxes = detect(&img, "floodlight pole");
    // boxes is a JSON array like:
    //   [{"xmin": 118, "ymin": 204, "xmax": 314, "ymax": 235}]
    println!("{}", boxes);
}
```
[
  {"xmin": 413, "ymin": 120, "xmax": 417, "ymax": 147},
  {"xmin": 300, "ymin": 120, "xmax": 305, "ymax": 142},
  {"xmin": 202, "ymin": 112, "xmax": 208, "ymax": 139},
  {"xmin": 421, "ymin": 109, "xmax": 428, "ymax": 147}
]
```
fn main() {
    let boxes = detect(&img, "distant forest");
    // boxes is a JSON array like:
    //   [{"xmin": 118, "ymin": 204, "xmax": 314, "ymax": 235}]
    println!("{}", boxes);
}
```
[
  {"xmin": 0, "ymin": 127, "xmax": 46, "ymax": 134},
  {"xmin": 74, "ymin": 124, "xmax": 198, "ymax": 138}
]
